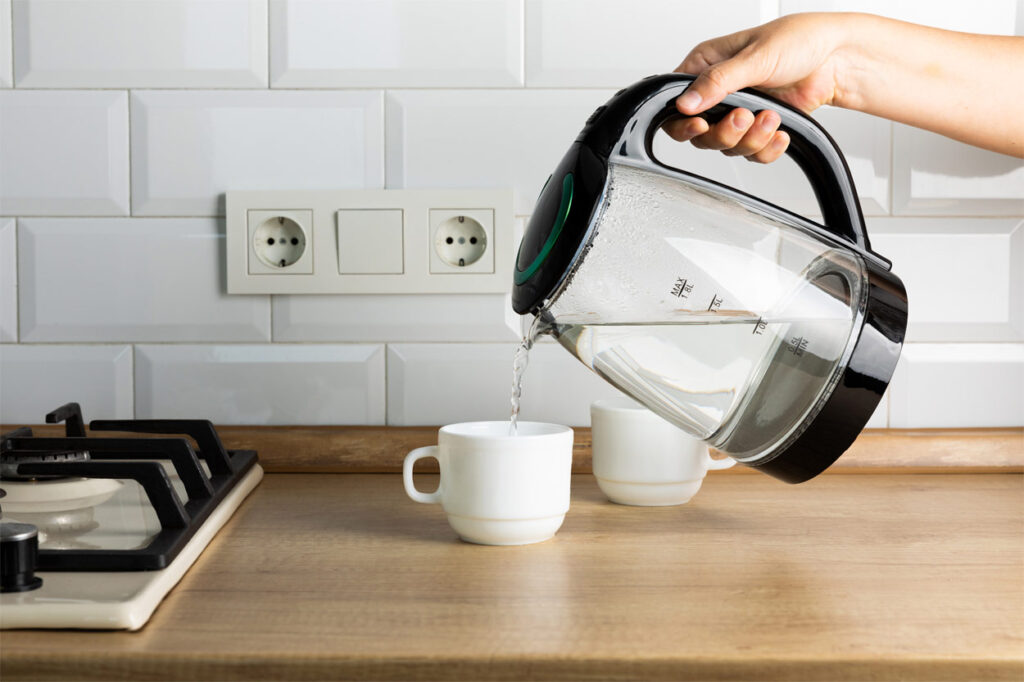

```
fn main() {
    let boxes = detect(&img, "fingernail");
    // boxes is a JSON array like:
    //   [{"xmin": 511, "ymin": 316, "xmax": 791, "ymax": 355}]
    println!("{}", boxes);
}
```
[
  {"xmin": 733, "ymin": 110, "xmax": 753, "ymax": 129},
  {"xmin": 678, "ymin": 90, "xmax": 702, "ymax": 112},
  {"xmin": 761, "ymin": 112, "xmax": 780, "ymax": 129}
]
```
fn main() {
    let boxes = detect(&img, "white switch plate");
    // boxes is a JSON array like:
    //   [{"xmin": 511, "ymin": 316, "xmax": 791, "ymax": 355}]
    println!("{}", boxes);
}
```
[
  {"xmin": 336, "ymin": 209, "xmax": 404, "ymax": 274},
  {"xmin": 226, "ymin": 189, "xmax": 514, "ymax": 294}
]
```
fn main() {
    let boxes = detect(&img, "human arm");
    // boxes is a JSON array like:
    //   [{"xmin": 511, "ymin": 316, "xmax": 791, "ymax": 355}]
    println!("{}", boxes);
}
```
[{"xmin": 666, "ymin": 12, "xmax": 1024, "ymax": 161}]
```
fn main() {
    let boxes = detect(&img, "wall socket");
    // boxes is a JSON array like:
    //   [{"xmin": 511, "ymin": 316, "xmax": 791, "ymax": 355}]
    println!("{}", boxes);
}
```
[{"xmin": 226, "ymin": 189, "xmax": 514, "ymax": 295}]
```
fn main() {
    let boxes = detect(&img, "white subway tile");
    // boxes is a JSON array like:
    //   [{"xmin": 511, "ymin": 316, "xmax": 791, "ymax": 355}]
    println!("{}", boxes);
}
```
[
  {"xmin": 135, "ymin": 344, "xmax": 385, "ymax": 425},
  {"xmin": 0, "ymin": 91, "xmax": 129, "ymax": 216},
  {"xmin": 387, "ymin": 89, "xmax": 613, "ymax": 214},
  {"xmin": 780, "ymin": 0, "xmax": 1022, "ymax": 35},
  {"xmin": 0, "ymin": 345, "xmax": 133, "ymax": 423},
  {"xmin": 387, "ymin": 343, "xmax": 624, "ymax": 426},
  {"xmin": 273, "ymin": 294, "xmax": 518, "ymax": 342},
  {"xmin": 132, "ymin": 90, "xmax": 384, "ymax": 216},
  {"xmin": 0, "ymin": 219, "xmax": 15, "ymax": 342},
  {"xmin": 893, "ymin": 125, "xmax": 1024, "ymax": 216},
  {"xmin": 18, "ymin": 218, "xmax": 270, "ymax": 342},
  {"xmin": 12, "ymin": 0, "xmax": 267, "ymax": 88},
  {"xmin": 889, "ymin": 344, "xmax": 1024, "ymax": 428},
  {"xmin": 870, "ymin": 218, "xmax": 1023, "ymax": 342},
  {"xmin": 0, "ymin": 0, "xmax": 11, "ymax": 87},
  {"xmin": 653, "ymin": 107, "xmax": 891, "ymax": 217},
  {"xmin": 526, "ymin": 0, "xmax": 776, "ymax": 87},
  {"xmin": 271, "ymin": 0, "xmax": 522, "ymax": 88}
]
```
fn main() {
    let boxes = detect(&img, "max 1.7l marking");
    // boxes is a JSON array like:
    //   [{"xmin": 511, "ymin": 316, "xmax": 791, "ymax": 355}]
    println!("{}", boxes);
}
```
[{"xmin": 670, "ymin": 277, "xmax": 693, "ymax": 299}]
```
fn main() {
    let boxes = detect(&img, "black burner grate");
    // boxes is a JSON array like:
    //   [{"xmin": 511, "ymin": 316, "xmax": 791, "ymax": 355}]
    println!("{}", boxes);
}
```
[{"xmin": 0, "ymin": 403, "xmax": 258, "ymax": 571}]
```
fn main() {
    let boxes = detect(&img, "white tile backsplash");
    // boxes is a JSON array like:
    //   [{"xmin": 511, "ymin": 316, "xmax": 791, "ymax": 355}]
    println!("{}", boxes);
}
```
[
  {"xmin": 893, "ymin": 125, "xmax": 1024, "ymax": 216},
  {"xmin": 0, "ymin": 0, "xmax": 11, "ymax": 87},
  {"xmin": 870, "ymin": 218, "xmax": 1023, "ymax": 342},
  {"xmin": 131, "ymin": 90, "xmax": 384, "ymax": 216},
  {"xmin": 779, "ymin": 0, "xmax": 1023, "ymax": 35},
  {"xmin": 525, "ymin": 0, "xmax": 776, "ymax": 87},
  {"xmin": 0, "ymin": 345, "xmax": 133, "ymax": 422},
  {"xmin": 1, "ymin": 3, "xmax": 1019, "ymax": 430},
  {"xmin": 387, "ymin": 89, "xmax": 613, "ymax": 214},
  {"xmin": 135, "ymin": 344, "xmax": 385, "ymax": 424},
  {"xmin": 12, "ymin": 0, "xmax": 267, "ymax": 88},
  {"xmin": 18, "ymin": 218, "xmax": 270, "ymax": 342},
  {"xmin": 387, "ymin": 343, "xmax": 624, "ymax": 426},
  {"xmin": 653, "ymin": 107, "xmax": 891, "ymax": 217},
  {"xmin": 271, "ymin": 0, "xmax": 522, "ymax": 88},
  {"xmin": 0, "ymin": 219, "xmax": 15, "ymax": 342},
  {"xmin": 0, "ymin": 90, "xmax": 129, "ymax": 216},
  {"xmin": 889, "ymin": 344, "xmax": 1024, "ymax": 428},
  {"xmin": 273, "ymin": 294, "xmax": 517, "ymax": 342}
]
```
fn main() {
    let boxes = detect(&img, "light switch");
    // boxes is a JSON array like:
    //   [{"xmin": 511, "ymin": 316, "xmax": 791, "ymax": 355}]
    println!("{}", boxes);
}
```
[{"xmin": 336, "ymin": 209, "xmax": 404, "ymax": 274}]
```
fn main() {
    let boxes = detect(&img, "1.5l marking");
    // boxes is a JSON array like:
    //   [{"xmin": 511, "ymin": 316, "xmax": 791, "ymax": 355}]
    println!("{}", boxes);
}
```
[
  {"xmin": 787, "ymin": 336, "xmax": 809, "ymax": 357},
  {"xmin": 707, "ymin": 294, "xmax": 723, "ymax": 312}
]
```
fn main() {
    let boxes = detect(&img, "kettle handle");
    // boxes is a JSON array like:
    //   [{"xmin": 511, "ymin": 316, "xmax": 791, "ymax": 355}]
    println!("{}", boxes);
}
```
[{"xmin": 581, "ymin": 73, "xmax": 873, "ymax": 256}]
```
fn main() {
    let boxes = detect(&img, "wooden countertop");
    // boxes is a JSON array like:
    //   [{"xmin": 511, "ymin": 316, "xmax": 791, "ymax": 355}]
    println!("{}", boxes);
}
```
[{"xmin": 3, "ymin": 472, "xmax": 1022, "ymax": 681}]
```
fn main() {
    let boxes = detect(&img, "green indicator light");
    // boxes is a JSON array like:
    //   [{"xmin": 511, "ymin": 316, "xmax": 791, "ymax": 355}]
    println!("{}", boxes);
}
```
[{"xmin": 515, "ymin": 173, "xmax": 573, "ymax": 285}]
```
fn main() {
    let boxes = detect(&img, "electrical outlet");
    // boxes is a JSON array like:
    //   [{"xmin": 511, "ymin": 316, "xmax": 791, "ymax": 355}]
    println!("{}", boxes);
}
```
[
  {"xmin": 430, "ymin": 210, "xmax": 494, "ymax": 274},
  {"xmin": 247, "ymin": 210, "xmax": 313, "ymax": 274},
  {"xmin": 226, "ymin": 189, "xmax": 513, "ymax": 294}
]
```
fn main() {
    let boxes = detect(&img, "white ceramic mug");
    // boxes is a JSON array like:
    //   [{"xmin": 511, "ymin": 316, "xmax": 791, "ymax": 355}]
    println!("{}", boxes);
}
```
[
  {"xmin": 591, "ymin": 397, "xmax": 735, "ymax": 506},
  {"xmin": 403, "ymin": 421, "xmax": 574, "ymax": 545}
]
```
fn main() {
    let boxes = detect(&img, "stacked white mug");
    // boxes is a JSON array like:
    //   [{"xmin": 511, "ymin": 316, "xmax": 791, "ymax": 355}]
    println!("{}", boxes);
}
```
[{"xmin": 591, "ymin": 397, "xmax": 734, "ymax": 506}]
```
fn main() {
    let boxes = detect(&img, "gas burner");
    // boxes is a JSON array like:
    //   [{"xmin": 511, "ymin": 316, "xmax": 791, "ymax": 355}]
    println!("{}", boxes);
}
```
[
  {"xmin": 0, "ymin": 402, "xmax": 259, "ymax": 571},
  {"xmin": 1, "ymin": 402, "xmax": 262, "ymax": 629},
  {"xmin": 0, "ymin": 477, "xmax": 123, "ymax": 514},
  {"xmin": 1, "ymin": 449, "xmax": 92, "ymax": 481}
]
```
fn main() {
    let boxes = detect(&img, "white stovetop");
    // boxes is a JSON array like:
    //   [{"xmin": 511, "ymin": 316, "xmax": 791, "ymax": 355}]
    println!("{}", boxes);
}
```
[{"xmin": 0, "ymin": 463, "xmax": 263, "ymax": 631}]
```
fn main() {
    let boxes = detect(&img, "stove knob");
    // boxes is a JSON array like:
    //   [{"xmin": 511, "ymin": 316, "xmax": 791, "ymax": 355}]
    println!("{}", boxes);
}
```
[{"xmin": 1, "ymin": 521, "xmax": 43, "ymax": 593}]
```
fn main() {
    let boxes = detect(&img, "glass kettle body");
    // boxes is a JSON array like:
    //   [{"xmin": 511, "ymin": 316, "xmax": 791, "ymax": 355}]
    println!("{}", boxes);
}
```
[{"xmin": 512, "ymin": 74, "xmax": 908, "ymax": 483}]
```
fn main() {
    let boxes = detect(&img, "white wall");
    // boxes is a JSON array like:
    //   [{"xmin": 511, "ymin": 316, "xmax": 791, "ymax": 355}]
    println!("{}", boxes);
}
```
[{"xmin": 0, "ymin": 0, "xmax": 1021, "ymax": 427}]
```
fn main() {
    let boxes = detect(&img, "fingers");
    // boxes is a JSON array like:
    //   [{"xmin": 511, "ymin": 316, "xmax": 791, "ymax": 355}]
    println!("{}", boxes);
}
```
[
  {"xmin": 747, "ymin": 130, "xmax": 790, "ymax": 163},
  {"xmin": 676, "ymin": 47, "xmax": 771, "ymax": 115},
  {"xmin": 664, "ymin": 108, "xmax": 791, "ymax": 163},
  {"xmin": 720, "ymin": 109, "xmax": 780, "ymax": 156},
  {"xmin": 689, "ymin": 108, "xmax": 754, "ymax": 151},
  {"xmin": 662, "ymin": 117, "xmax": 709, "ymax": 142}
]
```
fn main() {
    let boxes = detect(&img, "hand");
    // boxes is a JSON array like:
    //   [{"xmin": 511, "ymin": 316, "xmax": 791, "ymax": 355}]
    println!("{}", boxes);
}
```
[{"xmin": 664, "ymin": 13, "xmax": 854, "ymax": 163}]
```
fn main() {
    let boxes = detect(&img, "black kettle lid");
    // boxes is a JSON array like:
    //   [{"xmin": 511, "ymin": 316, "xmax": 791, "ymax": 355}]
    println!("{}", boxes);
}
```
[{"xmin": 511, "ymin": 142, "xmax": 607, "ymax": 315}]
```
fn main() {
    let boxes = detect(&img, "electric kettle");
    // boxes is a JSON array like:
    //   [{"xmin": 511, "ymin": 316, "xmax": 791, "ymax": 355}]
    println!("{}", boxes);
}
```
[{"xmin": 511, "ymin": 74, "xmax": 908, "ymax": 483}]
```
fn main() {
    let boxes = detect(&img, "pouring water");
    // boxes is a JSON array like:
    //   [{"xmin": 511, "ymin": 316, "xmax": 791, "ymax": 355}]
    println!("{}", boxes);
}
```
[{"xmin": 509, "ymin": 315, "xmax": 548, "ymax": 435}]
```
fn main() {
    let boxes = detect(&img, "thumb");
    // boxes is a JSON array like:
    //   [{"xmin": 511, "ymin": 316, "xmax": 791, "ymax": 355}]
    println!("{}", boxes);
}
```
[{"xmin": 676, "ymin": 50, "xmax": 769, "ymax": 115}]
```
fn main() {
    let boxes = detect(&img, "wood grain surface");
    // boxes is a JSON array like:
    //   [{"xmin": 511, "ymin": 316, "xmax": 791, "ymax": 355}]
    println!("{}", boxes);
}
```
[
  {"xmin": 3, "ymin": 424, "xmax": 1022, "ymax": 473},
  {"xmin": 2, "ymin": 473, "xmax": 1022, "ymax": 681}
]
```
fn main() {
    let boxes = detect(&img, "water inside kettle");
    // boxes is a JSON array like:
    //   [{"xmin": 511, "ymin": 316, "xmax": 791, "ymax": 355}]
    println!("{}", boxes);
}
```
[{"xmin": 540, "ymin": 162, "xmax": 864, "ymax": 460}]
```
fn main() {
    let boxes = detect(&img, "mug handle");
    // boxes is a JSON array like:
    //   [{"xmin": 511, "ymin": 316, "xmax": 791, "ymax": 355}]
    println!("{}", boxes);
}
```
[
  {"xmin": 705, "ymin": 451, "xmax": 736, "ymax": 471},
  {"xmin": 403, "ymin": 445, "xmax": 443, "ymax": 504}
]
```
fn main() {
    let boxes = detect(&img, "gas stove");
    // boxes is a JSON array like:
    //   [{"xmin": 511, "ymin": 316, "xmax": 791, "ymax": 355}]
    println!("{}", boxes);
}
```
[{"xmin": 0, "ymin": 403, "xmax": 263, "ymax": 630}]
